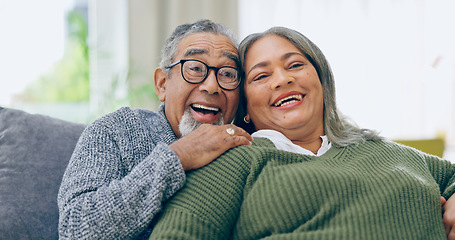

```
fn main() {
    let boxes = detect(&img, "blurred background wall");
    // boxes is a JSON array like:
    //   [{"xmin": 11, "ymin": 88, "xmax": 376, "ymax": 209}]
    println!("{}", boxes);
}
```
[
  {"xmin": 1, "ymin": 0, "xmax": 454, "ymax": 161},
  {"xmin": 88, "ymin": 0, "xmax": 238, "ymax": 117}
]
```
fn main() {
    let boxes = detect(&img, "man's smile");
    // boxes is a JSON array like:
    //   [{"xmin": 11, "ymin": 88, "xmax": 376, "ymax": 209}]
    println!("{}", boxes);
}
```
[{"xmin": 189, "ymin": 103, "xmax": 222, "ymax": 123}]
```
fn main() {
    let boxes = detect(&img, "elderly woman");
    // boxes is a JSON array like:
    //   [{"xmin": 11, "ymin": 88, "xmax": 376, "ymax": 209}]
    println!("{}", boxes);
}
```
[{"xmin": 149, "ymin": 27, "xmax": 455, "ymax": 239}]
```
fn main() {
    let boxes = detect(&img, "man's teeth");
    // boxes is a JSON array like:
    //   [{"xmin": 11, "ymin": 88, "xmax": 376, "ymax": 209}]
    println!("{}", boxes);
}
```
[
  {"xmin": 191, "ymin": 104, "xmax": 220, "ymax": 112},
  {"xmin": 274, "ymin": 95, "xmax": 303, "ymax": 107}
]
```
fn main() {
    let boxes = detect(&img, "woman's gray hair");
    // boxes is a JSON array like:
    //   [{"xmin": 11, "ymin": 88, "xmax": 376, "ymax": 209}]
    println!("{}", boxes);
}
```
[
  {"xmin": 234, "ymin": 26, "xmax": 382, "ymax": 147},
  {"xmin": 159, "ymin": 19, "xmax": 238, "ymax": 73}
]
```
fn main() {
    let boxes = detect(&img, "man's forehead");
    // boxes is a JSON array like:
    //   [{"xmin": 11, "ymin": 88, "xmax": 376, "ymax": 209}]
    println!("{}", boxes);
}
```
[
  {"xmin": 183, "ymin": 48, "xmax": 239, "ymax": 64},
  {"xmin": 177, "ymin": 33, "xmax": 239, "ymax": 63}
]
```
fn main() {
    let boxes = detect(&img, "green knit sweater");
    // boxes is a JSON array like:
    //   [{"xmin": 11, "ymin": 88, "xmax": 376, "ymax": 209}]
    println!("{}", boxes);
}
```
[{"xmin": 149, "ymin": 138, "xmax": 455, "ymax": 239}]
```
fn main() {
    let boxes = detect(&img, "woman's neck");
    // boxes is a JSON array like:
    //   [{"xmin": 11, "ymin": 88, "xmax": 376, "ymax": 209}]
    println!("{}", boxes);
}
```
[
  {"xmin": 280, "ymin": 124, "xmax": 325, "ymax": 154},
  {"xmin": 291, "ymin": 136, "xmax": 323, "ymax": 154}
]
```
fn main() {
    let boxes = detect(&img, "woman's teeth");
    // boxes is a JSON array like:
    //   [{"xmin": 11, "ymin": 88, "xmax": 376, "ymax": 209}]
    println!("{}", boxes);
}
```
[{"xmin": 273, "ymin": 95, "xmax": 303, "ymax": 107}]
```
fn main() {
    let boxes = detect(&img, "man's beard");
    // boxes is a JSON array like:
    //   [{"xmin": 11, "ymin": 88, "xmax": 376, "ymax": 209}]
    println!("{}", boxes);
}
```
[{"xmin": 179, "ymin": 108, "xmax": 225, "ymax": 137}]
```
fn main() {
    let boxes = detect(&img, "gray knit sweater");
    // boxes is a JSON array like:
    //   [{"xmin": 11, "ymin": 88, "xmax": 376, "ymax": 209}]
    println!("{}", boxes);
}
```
[{"xmin": 57, "ymin": 104, "xmax": 186, "ymax": 239}]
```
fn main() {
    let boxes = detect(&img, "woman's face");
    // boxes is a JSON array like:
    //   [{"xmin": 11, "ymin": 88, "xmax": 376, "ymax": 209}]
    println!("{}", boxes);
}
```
[{"xmin": 243, "ymin": 34, "xmax": 324, "ymax": 140}]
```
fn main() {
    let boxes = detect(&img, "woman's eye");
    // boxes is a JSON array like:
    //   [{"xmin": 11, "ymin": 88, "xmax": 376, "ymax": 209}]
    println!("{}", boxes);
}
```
[
  {"xmin": 252, "ymin": 75, "xmax": 268, "ymax": 82},
  {"xmin": 289, "ymin": 63, "xmax": 304, "ymax": 69}
]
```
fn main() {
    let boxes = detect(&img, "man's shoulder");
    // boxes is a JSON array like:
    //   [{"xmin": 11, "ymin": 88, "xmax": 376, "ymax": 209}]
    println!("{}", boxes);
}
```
[
  {"xmin": 84, "ymin": 105, "xmax": 176, "ymax": 145},
  {"xmin": 82, "ymin": 107, "xmax": 162, "ymax": 138},
  {"xmin": 131, "ymin": 107, "xmax": 163, "ymax": 122},
  {"xmin": 115, "ymin": 106, "xmax": 161, "ymax": 119},
  {"xmin": 94, "ymin": 107, "xmax": 162, "ymax": 126}
]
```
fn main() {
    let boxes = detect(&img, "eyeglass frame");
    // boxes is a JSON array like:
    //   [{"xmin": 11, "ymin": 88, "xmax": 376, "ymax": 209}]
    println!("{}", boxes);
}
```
[{"xmin": 165, "ymin": 59, "xmax": 241, "ymax": 91}]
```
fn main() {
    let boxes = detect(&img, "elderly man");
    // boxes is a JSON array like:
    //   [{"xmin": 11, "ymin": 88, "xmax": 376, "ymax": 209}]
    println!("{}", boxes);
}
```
[{"xmin": 57, "ymin": 19, "xmax": 252, "ymax": 240}]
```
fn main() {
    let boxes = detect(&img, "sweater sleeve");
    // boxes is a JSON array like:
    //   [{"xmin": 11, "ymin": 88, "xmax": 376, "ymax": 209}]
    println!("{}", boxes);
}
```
[
  {"xmin": 424, "ymin": 153, "xmax": 455, "ymax": 199},
  {"xmin": 149, "ymin": 144, "xmax": 256, "ymax": 240},
  {"xmin": 57, "ymin": 109, "xmax": 186, "ymax": 240}
]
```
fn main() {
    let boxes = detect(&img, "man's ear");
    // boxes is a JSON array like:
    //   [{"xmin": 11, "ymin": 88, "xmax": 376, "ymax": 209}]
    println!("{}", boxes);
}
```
[{"xmin": 154, "ymin": 68, "xmax": 167, "ymax": 102}]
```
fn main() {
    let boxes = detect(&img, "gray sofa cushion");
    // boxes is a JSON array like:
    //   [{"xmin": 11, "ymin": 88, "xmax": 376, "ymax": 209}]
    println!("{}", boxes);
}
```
[{"xmin": 0, "ymin": 107, "xmax": 86, "ymax": 240}]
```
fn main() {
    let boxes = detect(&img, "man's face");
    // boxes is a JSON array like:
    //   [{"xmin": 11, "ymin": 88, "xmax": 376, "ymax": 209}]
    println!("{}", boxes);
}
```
[{"xmin": 155, "ymin": 33, "xmax": 240, "ymax": 138}]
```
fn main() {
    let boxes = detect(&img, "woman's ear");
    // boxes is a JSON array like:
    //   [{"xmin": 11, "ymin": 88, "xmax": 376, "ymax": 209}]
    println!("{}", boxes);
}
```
[
  {"xmin": 244, "ymin": 114, "xmax": 251, "ymax": 123},
  {"xmin": 154, "ymin": 68, "xmax": 167, "ymax": 102}
]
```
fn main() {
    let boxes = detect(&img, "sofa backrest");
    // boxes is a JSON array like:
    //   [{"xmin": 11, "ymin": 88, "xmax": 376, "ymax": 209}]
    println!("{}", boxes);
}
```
[{"xmin": 0, "ymin": 107, "xmax": 86, "ymax": 240}]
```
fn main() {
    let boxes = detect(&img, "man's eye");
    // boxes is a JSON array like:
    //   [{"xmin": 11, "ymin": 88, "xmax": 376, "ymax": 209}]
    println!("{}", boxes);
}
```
[
  {"xmin": 222, "ymin": 72, "xmax": 233, "ymax": 78},
  {"xmin": 222, "ymin": 69, "xmax": 238, "ymax": 78},
  {"xmin": 189, "ymin": 66, "xmax": 203, "ymax": 72}
]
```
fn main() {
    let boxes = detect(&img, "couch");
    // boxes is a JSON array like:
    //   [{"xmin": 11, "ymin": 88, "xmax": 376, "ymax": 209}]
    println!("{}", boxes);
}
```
[
  {"xmin": 0, "ymin": 106, "xmax": 447, "ymax": 239},
  {"xmin": 0, "ymin": 107, "xmax": 86, "ymax": 240}
]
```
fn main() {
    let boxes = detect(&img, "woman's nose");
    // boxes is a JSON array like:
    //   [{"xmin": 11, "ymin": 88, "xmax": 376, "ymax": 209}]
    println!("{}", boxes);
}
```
[{"xmin": 270, "ymin": 70, "xmax": 294, "ymax": 90}]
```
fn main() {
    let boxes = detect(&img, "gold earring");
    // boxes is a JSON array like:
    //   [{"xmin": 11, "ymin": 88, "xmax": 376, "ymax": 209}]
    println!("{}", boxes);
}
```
[{"xmin": 244, "ymin": 116, "xmax": 250, "ymax": 124}]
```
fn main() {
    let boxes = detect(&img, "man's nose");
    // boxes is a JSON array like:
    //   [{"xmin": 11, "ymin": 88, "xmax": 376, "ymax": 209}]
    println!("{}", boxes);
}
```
[{"xmin": 199, "ymin": 69, "xmax": 221, "ymax": 94}]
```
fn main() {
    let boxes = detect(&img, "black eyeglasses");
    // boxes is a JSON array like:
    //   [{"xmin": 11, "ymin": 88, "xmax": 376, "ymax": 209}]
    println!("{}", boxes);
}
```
[{"xmin": 166, "ymin": 59, "xmax": 240, "ymax": 91}]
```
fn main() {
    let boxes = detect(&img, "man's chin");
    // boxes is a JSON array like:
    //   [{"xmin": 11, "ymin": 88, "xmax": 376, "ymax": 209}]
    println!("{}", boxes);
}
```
[
  {"xmin": 190, "ymin": 108, "xmax": 222, "ymax": 124},
  {"xmin": 178, "ymin": 109, "xmax": 224, "ymax": 137},
  {"xmin": 179, "ymin": 118, "xmax": 202, "ymax": 137}
]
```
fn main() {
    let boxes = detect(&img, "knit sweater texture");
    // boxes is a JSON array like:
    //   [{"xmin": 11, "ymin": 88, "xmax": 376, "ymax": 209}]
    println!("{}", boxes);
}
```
[
  {"xmin": 58, "ymin": 104, "xmax": 186, "ymax": 240},
  {"xmin": 150, "ymin": 138, "xmax": 455, "ymax": 239}
]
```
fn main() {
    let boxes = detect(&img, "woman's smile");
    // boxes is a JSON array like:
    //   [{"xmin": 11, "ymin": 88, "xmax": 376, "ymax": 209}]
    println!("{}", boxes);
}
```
[
  {"xmin": 272, "ymin": 91, "xmax": 305, "ymax": 109},
  {"xmin": 243, "ymin": 34, "xmax": 324, "ymax": 140}
]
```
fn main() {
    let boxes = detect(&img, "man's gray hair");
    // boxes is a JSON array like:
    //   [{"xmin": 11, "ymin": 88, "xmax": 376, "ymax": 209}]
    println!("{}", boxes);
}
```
[{"xmin": 159, "ymin": 19, "xmax": 238, "ymax": 73}]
